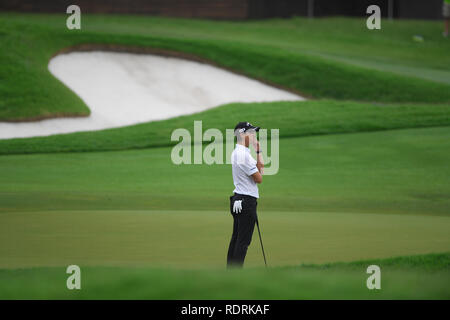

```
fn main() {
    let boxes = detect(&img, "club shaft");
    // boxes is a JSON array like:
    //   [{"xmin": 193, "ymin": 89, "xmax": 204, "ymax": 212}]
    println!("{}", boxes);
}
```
[{"xmin": 255, "ymin": 215, "xmax": 267, "ymax": 267}]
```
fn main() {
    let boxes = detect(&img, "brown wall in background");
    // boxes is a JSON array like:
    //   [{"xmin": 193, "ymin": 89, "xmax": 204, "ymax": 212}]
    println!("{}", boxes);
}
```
[
  {"xmin": 247, "ymin": 0, "xmax": 444, "ymax": 20},
  {"xmin": 0, "ymin": 0, "xmax": 445, "ymax": 20},
  {"xmin": 0, "ymin": 0, "xmax": 250, "ymax": 19}
]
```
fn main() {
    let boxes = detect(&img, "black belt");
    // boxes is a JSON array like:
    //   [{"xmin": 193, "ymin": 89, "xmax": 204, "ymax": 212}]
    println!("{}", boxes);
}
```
[{"xmin": 234, "ymin": 193, "xmax": 257, "ymax": 200}]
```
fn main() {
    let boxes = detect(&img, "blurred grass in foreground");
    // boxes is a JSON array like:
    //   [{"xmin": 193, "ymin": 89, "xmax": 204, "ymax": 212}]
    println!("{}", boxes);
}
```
[{"xmin": 0, "ymin": 253, "xmax": 448, "ymax": 299}]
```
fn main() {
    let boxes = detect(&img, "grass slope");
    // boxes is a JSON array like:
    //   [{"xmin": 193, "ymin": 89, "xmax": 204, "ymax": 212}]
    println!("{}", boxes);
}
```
[
  {"xmin": 1, "ymin": 14, "xmax": 450, "ymax": 121},
  {"xmin": 0, "ymin": 253, "xmax": 448, "ymax": 299},
  {"xmin": 304, "ymin": 252, "xmax": 450, "ymax": 271},
  {"xmin": 1, "ymin": 100, "xmax": 450, "ymax": 155}
]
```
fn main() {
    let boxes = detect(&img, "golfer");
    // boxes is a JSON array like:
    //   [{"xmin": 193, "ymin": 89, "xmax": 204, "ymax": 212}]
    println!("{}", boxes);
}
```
[{"xmin": 227, "ymin": 122, "xmax": 264, "ymax": 268}]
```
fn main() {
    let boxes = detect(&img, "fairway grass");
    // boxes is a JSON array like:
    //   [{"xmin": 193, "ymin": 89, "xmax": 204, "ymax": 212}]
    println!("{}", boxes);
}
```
[
  {"xmin": 1, "ymin": 126, "xmax": 449, "ymax": 215},
  {"xmin": 0, "ymin": 127, "xmax": 449, "ymax": 270},
  {"xmin": 0, "ymin": 253, "xmax": 448, "ymax": 299}
]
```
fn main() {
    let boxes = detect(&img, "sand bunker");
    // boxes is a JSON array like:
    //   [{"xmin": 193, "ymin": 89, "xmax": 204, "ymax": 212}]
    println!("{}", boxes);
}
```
[{"xmin": 0, "ymin": 51, "xmax": 304, "ymax": 139}]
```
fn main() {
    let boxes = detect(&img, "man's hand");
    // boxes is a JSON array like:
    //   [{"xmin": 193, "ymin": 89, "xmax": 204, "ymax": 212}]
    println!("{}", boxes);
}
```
[
  {"xmin": 257, "ymin": 160, "xmax": 264, "ymax": 175},
  {"xmin": 251, "ymin": 138, "xmax": 260, "ymax": 152},
  {"xmin": 233, "ymin": 200, "xmax": 243, "ymax": 214},
  {"xmin": 252, "ymin": 139, "xmax": 264, "ymax": 175}
]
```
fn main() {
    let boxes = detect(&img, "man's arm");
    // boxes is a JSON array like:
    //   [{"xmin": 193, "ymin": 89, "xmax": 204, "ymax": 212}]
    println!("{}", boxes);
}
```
[
  {"xmin": 251, "ymin": 171, "xmax": 262, "ymax": 184},
  {"xmin": 256, "ymin": 151, "xmax": 264, "ymax": 174}
]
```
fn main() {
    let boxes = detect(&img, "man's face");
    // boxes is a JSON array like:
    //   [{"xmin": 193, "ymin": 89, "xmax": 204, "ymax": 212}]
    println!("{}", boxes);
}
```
[
  {"xmin": 248, "ymin": 129, "xmax": 258, "ymax": 143},
  {"xmin": 243, "ymin": 129, "xmax": 257, "ymax": 147}
]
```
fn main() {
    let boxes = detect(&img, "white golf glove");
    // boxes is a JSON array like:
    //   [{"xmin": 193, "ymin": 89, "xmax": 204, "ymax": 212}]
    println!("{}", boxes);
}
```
[{"xmin": 233, "ymin": 200, "xmax": 243, "ymax": 214}]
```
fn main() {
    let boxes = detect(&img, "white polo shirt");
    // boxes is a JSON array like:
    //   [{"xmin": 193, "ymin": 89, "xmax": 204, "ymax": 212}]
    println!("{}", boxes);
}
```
[{"xmin": 231, "ymin": 144, "xmax": 259, "ymax": 198}]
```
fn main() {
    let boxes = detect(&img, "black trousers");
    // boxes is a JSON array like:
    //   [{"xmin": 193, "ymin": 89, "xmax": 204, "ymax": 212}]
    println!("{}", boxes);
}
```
[{"xmin": 227, "ymin": 193, "xmax": 257, "ymax": 268}]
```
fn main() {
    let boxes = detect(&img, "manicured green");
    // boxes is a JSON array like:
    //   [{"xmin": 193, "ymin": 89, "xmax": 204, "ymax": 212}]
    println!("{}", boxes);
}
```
[
  {"xmin": 0, "ymin": 253, "xmax": 448, "ymax": 299},
  {"xmin": 1, "ymin": 209, "xmax": 449, "ymax": 269},
  {"xmin": 1, "ymin": 14, "xmax": 450, "ymax": 121}
]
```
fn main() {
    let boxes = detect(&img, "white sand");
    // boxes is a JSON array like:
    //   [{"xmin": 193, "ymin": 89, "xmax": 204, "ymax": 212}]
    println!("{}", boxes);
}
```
[{"xmin": 0, "ymin": 51, "xmax": 304, "ymax": 139}]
